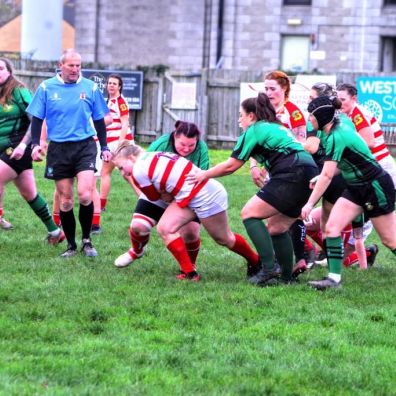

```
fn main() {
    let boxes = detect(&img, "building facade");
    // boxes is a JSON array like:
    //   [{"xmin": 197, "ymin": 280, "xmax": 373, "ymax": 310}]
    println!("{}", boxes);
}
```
[{"xmin": 74, "ymin": 0, "xmax": 396, "ymax": 73}]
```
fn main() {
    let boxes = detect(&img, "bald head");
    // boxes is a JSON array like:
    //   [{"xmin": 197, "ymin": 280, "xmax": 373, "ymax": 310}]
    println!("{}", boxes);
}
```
[{"xmin": 59, "ymin": 49, "xmax": 81, "ymax": 83}]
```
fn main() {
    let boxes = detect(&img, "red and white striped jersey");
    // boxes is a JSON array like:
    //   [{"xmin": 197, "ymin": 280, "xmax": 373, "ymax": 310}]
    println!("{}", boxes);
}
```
[
  {"xmin": 277, "ymin": 101, "xmax": 306, "ymax": 130},
  {"xmin": 132, "ymin": 152, "xmax": 208, "ymax": 208},
  {"xmin": 349, "ymin": 104, "xmax": 390, "ymax": 162},
  {"xmin": 106, "ymin": 95, "xmax": 132, "ymax": 143}
]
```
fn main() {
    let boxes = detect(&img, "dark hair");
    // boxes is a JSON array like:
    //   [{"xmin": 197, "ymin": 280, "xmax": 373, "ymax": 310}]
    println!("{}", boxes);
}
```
[
  {"xmin": 307, "ymin": 96, "xmax": 342, "ymax": 130},
  {"xmin": 311, "ymin": 82, "xmax": 336, "ymax": 98},
  {"xmin": 107, "ymin": 74, "xmax": 123, "ymax": 94},
  {"xmin": 241, "ymin": 93, "xmax": 280, "ymax": 124},
  {"xmin": 0, "ymin": 57, "xmax": 25, "ymax": 105},
  {"xmin": 173, "ymin": 120, "xmax": 201, "ymax": 139},
  {"xmin": 264, "ymin": 70, "xmax": 291, "ymax": 101},
  {"xmin": 336, "ymin": 83, "xmax": 357, "ymax": 97}
]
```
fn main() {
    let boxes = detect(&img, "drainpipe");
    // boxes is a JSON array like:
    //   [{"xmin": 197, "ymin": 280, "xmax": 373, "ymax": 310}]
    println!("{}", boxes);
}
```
[
  {"xmin": 359, "ymin": 0, "xmax": 367, "ymax": 71},
  {"xmin": 94, "ymin": 0, "xmax": 101, "ymax": 63},
  {"xmin": 216, "ymin": 0, "xmax": 224, "ymax": 68}
]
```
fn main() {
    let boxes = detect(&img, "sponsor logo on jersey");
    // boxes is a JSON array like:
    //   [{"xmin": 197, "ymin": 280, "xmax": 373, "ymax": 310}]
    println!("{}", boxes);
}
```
[
  {"xmin": 120, "ymin": 103, "xmax": 128, "ymax": 112},
  {"xmin": 353, "ymin": 113, "xmax": 364, "ymax": 126},
  {"xmin": 80, "ymin": 92, "xmax": 86, "ymax": 100},
  {"xmin": 292, "ymin": 110, "xmax": 302, "ymax": 121},
  {"xmin": 51, "ymin": 92, "xmax": 61, "ymax": 101}
]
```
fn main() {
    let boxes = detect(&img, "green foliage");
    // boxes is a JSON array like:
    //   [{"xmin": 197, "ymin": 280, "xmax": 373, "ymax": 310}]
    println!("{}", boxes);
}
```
[{"xmin": 0, "ymin": 150, "xmax": 395, "ymax": 394}]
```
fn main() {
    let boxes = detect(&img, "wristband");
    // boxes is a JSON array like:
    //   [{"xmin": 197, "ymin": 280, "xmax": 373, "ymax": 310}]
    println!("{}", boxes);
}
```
[
  {"xmin": 101, "ymin": 146, "xmax": 110, "ymax": 152},
  {"xmin": 18, "ymin": 142, "xmax": 27, "ymax": 150},
  {"xmin": 31, "ymin": 143, "xmax": 40, "ymax": 150},
  {"xmin": 250, "ymin": 165, "xmax": 258, "ymax": 170}
]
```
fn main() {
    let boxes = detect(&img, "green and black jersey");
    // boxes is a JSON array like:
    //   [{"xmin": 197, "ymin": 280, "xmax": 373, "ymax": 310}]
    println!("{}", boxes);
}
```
[
  {"xmin": 231, "ymin": 120, "xmax": 316, "ymax": 177},
  {"xmin": 148, "ymin": 133, "xmax": 210, "ymax": 170},
  {"xmin": 323, "ymin": 116, "xmax": 384, "ymax": 185},
  {"xmin": 306, "ymin": 120, "xmax": 326, "ymax": 169},
  {"xmin": 0, "ymin": 87, "xmax": 32, "ymax": 152}
]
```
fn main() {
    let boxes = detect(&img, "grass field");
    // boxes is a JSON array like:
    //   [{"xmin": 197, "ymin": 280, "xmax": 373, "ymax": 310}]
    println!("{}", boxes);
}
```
[{"xmin": 0, "ymin": 149, "xmax": 395, "ymax": 395}]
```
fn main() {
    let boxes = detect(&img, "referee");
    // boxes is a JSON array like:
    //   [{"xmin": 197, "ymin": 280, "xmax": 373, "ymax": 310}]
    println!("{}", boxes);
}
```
[{"xmin": 28, "ymin": 49, "xmax": 111, "ymax": 258}]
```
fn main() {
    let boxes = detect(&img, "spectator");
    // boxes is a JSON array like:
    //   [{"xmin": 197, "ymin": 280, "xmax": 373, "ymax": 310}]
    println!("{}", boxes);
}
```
[{"xmin": 100, "ymin": 74, "xmax": 133, "ymax": 212}]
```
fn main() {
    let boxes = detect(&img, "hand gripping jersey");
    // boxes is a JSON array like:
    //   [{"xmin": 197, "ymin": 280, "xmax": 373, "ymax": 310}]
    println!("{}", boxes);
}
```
[
  {"xmin": 106, "ymin": 95, "xmax": 133, "ymax": 143},
  {"xmin": 132, "ymin": 152, "xmax": 208, "ymax": 208},
  {"xmin": 349, "ymin": 104, "xmax": 390, "ymax": 162}
]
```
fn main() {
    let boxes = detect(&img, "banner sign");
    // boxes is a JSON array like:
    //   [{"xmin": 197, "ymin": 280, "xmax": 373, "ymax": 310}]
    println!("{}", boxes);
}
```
[
  {"xmin": 83, "ymin": 69, "xmax": 144, "ymax": 110},
  {"xmin": 357, "ymin": 76, "xmax": 396, "ymax": 123}
]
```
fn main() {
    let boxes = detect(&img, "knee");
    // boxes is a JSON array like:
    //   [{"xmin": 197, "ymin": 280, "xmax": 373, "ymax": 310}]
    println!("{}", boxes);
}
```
[
  {"xmin": 131, "ymin": 219, "xmax": 152, "ymax": 236},
  {"xmin": 267, "ymin": 223, "xmax": 289, "ymax": 235},
  {"xmin": 324, "ymin": 222, "xmax": 340, "ymax": 238},
  {"xmin": 212, "ymin": 235, "xmax": 229, "ymax": 247},
  {"xmin": 156, "ymin": 223, "xmax": 169, "ymax": 239},
  {"xmin": 78, "ymin": 190, "xmax": 93, "ymax": 206},
  {"xmin": 381, "ymin": 237, "xmax": 396, "ymax": 250},
  {"xmin": 240, "ymin": 206, "xmax": 251, "ymax": 221},
  {"xmin": 60, "ymin": 198, "xmax": 74, "ymax": 212}
]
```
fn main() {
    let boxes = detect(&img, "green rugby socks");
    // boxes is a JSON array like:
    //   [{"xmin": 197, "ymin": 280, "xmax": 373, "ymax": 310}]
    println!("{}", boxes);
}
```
[
  {"xmin": 272, "ymin": 232, "xmax": 294, "ymax": 281},
  {"xmin": 28, "ymin": 194, "xmax": 58, "ymax": 232},
  {"xmin": 326, "ymin": 236, "xmax": 344, "ymax": 281},
  {"xmin": 243, "ymin": 218, "xmax": 275, "ymax": 270}
]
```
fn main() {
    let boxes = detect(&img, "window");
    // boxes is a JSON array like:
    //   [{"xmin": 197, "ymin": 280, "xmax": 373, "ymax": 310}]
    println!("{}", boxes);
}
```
[
  {"xmin": 283, "ymin": 0, "xmax": 312, "ymax": 5},
  {"xmin": 281, "ymin": 35, "xmax": 310, "ymax": 72},
  {"xmin": 380, "ymin": 37, "xmax": 396, "ymax": 72}
]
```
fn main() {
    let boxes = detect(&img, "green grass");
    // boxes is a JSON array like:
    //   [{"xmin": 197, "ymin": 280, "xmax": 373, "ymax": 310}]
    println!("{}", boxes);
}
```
[{"xmin": 0, "ymin": 150, "xmax": 395, "ymax": 395}]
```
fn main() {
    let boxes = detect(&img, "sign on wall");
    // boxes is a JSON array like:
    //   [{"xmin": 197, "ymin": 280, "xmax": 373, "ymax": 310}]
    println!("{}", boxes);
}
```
[
  {"xmin": 357, "ymin": 76, "xmax": 396, "ymax": 123},
  {"xmin": 83, "ymin": 69, "xmax": 144, "ymax": 110},
  {"xmin": 171, "ymin": 82, "xmax": 197, "ymax": 109}
]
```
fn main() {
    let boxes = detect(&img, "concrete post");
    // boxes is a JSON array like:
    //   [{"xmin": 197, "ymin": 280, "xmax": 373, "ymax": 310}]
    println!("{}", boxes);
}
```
[{"xmin": 21, "ymin": 0, "xmax": 63, "ymax": 60}]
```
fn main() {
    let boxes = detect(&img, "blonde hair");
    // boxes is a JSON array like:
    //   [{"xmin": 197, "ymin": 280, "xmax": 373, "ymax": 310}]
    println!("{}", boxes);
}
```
[{"xmin": 112, "ymin": 140, "xmax": 144, "ymax": 160}]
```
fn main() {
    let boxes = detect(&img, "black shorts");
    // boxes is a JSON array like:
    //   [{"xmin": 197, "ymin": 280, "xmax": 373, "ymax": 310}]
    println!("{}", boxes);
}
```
[
  {"xmin": 342, "ymin": 173, "xmax": 395, "ymax": 218},
  {"xmin": 134, "ymin": 198, "xmax": 166, "ymax": 222},
  {"xmin": 257, "ymin": 165, "xmax": 318, "ymax": 218},
  {"xmin": 0, "ymin": 145, "xmax": 33, "ymax": 175},
  {"xmin": 323, "ymin": 173, "xmax": 347, "ymax": 204},
  {"xmin": 134, "ymin": 198, "xmax": 200, "ymax": 224},
  {"xmin": 45, "ymin": 138, "xmax": 97, "ymax": 180}
]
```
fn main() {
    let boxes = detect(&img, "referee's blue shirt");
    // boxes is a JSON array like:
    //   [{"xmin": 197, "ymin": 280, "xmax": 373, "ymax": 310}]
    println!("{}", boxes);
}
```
[{"xmin": 27, "ymin": 74, "xmax": 109, "ymax": 143}]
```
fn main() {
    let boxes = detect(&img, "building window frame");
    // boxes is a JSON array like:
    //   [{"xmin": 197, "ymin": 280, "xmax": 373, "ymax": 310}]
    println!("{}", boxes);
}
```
[
  {"xmin": 283, "ymin": 0, "xmax": 312, "ymax": 5},
  {"xmin": 280, "ymin": 35, "xmax": 311, "ymax": 73}
]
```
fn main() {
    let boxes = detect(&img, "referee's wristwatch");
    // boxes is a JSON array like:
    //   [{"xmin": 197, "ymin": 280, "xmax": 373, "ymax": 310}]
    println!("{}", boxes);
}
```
[{"xmin": 100, "ymin": 146, "xmax": 110, "ymax": 160}]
